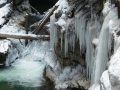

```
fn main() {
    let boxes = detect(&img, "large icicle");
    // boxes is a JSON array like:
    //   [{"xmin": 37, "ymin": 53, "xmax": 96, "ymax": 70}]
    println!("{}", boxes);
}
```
[
  {"xmin": 89, "ymin": 5, "xmax": 118, "ymax": 90},
  {"xmin": 85, "ymin": 20, "xmax": 100, "ymax": 80},
  {"xmin": 50, "ymin": 14, "xmax": 57, "ymax": 49},
  {"xmin": 64, "ymin": 19, "xmax": 72, "ymax": 56},
  {"xmin": 75, "ymin": 12, "xmax": 86, "ymax": 53}
]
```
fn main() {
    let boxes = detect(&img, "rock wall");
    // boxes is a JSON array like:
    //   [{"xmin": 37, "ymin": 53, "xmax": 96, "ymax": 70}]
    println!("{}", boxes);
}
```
[
  {"xmin": 47, "ymin": 0, "xmax": 120, "ymax": 90},
  {"xmin": 0, "ymin": 0, "xmax": 31, "ymax": 66}
]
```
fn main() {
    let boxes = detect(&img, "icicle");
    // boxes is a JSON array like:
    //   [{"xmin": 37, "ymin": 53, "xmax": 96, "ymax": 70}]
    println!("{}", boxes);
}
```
[
  {"xmin": 64, "ymin": 19, "xmax": 72, "ymax": 56},
  {"xmin": 64, "ymin": 31, "xmax": 68, "ymax": 56},
  {"xmin": 90, "ymin": 5, "xmax": 93, "ymax": 22},
  {"xmin": 90, "ymin": 7, "xmax": 118, "ymax": 90},
  {"xmin": 50, "ymin": 14, "xmax": 57, "ymax": 49},
  {"xmin": 61, "ymin": 32, "xmax": 63, "ymax": 50},
  {"xmin": 68, "ymin": 33, "xmax": 75, "ymax": 52},
  {"xmin": 85, "ymin": 19, "xmax": 100, "ymax": 81},
  {"xmin": 75, "ymin": 12, "xmax": 86, "ymax": 53},
  {"xmin": 94, "ymin": 25, "xmax": 110, "ymax": 84}
]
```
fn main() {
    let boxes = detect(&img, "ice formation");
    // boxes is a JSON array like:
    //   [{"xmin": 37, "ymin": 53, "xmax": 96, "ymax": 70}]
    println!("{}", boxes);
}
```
[
  {"xmin": 50, "ymin": 14, "xmax": 58, "ymax": 49},
  {"xmin": 49, "ymin": 0, "xmax": 120, "ymax": 89},
  {"xmin": 90, "ymin": 1, "xmax": 118, "ymax": 90}
]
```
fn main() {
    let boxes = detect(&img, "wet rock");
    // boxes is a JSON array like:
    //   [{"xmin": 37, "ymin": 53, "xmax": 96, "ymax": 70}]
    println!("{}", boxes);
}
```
[
  {"xmin": 55, "ymin": 10, "xmax": 62, "ymax": 18},
  {"xmin": 77, "ymin": 79, "xmax": 90, "ymax": 90},
  {"xmin": 45, "ymin": 66, "xmax": 57, "ymax": 83}
]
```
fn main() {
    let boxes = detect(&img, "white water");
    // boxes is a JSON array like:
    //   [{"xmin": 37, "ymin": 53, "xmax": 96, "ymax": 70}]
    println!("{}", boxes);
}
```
[{"xmin": 0, "ymin": 41, "xmax": 49, "ymax": 88}]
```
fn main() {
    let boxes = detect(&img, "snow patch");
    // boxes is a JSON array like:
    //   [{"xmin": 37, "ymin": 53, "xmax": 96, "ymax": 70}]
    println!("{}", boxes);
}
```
[
  {"xmin": 0, "ymin": 40, "xmax": 11, "ymax": 54},
  {"xmin": 0, "ymin": 0, "xmax": 7, "ymax": 4}
]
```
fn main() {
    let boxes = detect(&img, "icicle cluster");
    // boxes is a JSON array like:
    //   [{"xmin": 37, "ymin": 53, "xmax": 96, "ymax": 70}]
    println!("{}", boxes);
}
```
[
  {"xmin": 74, "ymin": 10, "xmax": 101, "ymax": 81},
  {"xmin": 75, "ymin": 12, "xmax": 86, "ymax": 53}
]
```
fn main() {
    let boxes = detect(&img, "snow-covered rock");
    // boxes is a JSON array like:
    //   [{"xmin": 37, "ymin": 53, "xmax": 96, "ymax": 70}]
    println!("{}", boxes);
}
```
[
  {"xmin": 0, "ymin": 39, "xmax": 11, "ymax": 65},
  {"xmin": 100, "ymin": 47, "xmax": 120, "ymax": 90},
  {"xmin": 0, "ymin": 40, "xmax": 11, "ymax": 54}
]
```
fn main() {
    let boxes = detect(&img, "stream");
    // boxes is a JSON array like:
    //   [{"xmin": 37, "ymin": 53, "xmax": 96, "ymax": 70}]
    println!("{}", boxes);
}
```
[{"xmin": 0, "ymin": 41, "xmax": 54, "ymax": 90}]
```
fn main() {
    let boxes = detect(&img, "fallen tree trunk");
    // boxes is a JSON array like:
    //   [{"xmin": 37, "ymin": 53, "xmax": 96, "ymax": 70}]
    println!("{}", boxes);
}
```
[
  {"xmin": 0, "ymin": 32, "xmax": 50, "ymax": 40},
  {"xmin": 33, "ymin": 5, "xmax": 59, "ymax": 34}
]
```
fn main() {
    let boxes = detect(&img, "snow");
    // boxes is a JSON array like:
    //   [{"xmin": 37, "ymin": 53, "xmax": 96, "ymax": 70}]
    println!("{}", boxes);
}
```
[
  {"xmin": 55, "ymin": 0, "xmax": 69, "ymax": 14},
  {"xmin": 102, "ymin": 1, "xmax": 115, "ymax": 16},
  {"xmin": 0, "ymin": 0, "xmax": 7, "ymax": 4},
  {"xmin": 100, "ymin": 71, "xmax": 111, "ymax": 90},
  {"xmin": 55, "ymin": 14, "xmax": 66, "ymax": 32},
  {"xmin": 0, "ymin": 32, "xmax": 49, "ymax": 39},
  {"xmin": 0, "ymin": 40, "xmax": 11, "ymax": 54},
  {"xmin": 101, "ymin": 47, "xmax": 120, "ymax": 90},
  {"xmin": 92, "ymin": 38, "xmax": 98, "ymax": 46},
  {"xmin": 0, "ymin": 3, "xmax": 12, "ymax": 25}
]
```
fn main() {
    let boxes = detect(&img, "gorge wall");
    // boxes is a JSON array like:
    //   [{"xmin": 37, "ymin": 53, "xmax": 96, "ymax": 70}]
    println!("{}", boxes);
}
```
[{"xmin": 46, "ymin": 0, "xmax": 120, "ymax": 90}]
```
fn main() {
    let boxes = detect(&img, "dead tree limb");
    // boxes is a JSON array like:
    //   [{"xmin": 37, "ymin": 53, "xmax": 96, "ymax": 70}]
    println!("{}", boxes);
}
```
[
  {"xmin": 33, "ymin": 5, "xmax": 59, "ymax": 35},
  {"xmin": 30, "ymin": 5, "xmax": 40, "ymax": 14},
  {"xmin": 0, "ymin": 32, "xmax": 50, "ymax": 40}
]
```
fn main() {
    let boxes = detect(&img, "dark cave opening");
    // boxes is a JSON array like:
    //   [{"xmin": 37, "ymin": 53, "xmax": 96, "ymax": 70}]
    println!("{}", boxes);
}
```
[{"xmin": 29, "ymin": 0, "xmax": 58, "ymax": 14}]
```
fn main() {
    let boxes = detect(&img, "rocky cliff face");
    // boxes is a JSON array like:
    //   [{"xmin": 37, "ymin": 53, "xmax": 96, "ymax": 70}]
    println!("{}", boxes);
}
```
[
  {"xmin": 0, "ymin": 0, "xmax": 31, "ymax": 66},
  {"xmin": 46, "ymin": 0, "xmax": 120, "ymax": 90}
]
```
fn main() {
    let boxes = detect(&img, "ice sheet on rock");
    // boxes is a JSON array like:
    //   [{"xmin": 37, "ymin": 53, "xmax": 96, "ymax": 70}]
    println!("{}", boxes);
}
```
[
  {"xmin": 44, "ymin": 50, "xmax": 57, "ymax": 68},
  {"xmin": 55, "ymin": 65, "xmax": 86, "ymax": 90},
  {"xmin": 6, "ymin": 44, "xmax": 19, "ymax": 66},
  {"xmin": 0, "ymin": 40, "xmax": 11, "ymax": 54}
]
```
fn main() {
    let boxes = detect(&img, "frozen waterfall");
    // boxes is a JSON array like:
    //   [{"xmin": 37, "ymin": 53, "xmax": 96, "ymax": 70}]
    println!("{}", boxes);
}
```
[{"xmin": 89, "ymin": 3, "xmax": 118, "ymax": 90}]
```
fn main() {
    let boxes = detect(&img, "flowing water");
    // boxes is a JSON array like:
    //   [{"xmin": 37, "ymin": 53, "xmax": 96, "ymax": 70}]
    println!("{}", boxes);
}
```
[{"xmin": 0, "ymin": 41, "xmax": 54, "ymax": 90}]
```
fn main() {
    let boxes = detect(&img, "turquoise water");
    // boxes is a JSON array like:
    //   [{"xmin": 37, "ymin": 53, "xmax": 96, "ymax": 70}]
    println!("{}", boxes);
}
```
[{"xmin": 0, "ymin": 41, "xmax": 53, "ymax": 90}]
